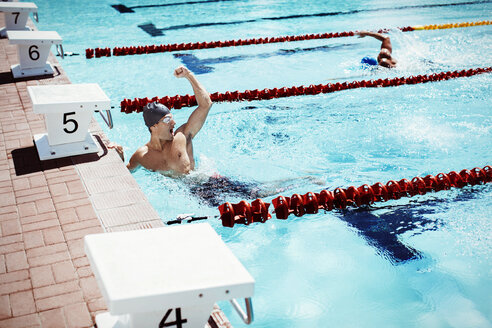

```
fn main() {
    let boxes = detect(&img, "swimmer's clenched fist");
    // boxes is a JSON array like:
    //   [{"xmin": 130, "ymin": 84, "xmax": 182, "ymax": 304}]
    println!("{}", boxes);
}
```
[{"xmin": 174, "ymin": 66, "xmax": 192, "ymax": 78}]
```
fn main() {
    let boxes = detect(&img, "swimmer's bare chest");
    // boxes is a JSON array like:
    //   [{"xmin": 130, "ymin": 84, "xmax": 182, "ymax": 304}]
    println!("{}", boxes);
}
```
[{"xmin": 144, "ymin": 133, "xmax": 195, "ymax": 174}]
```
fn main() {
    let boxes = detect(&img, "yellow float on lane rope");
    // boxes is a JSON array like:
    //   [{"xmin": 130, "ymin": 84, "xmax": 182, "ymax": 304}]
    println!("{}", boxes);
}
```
[{"xmin": 412, "ymin": 20, "xmax": 491, "ymax": 30}]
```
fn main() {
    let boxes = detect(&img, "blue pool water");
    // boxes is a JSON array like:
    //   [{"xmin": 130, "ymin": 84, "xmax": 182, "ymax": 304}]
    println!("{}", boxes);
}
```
[{"xmin": 32, "ymin": 0, "xmax": 491, "ymax": 326}]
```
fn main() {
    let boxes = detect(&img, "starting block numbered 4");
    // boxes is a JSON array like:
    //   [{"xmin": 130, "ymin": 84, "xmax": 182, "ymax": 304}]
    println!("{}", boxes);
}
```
[
  {"xmin": 7, "ymin": 30, "xmax": 63, "ymax": 78},
  {"xmin": 27, "ymin": 83, "xmax": 111, "ymax": 160},
  {"xmin": 85, "ymin": 223, "xmax": 255, "ymax": 328},
  {"xmin": 0, "ymin": 2, "xmax": 38, "ymax": 38}
]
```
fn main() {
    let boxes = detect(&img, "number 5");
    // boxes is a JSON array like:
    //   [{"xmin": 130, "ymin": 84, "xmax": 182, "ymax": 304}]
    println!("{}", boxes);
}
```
[{"xmin": 63, "ymin": 112, "xmax": 78, "ymax": 134}]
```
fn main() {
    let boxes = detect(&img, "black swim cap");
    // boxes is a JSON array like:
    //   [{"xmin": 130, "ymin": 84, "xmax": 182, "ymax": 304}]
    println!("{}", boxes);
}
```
[{"xmin": 143, "ymin": 101, "xmax": 171, "ymax": 128}]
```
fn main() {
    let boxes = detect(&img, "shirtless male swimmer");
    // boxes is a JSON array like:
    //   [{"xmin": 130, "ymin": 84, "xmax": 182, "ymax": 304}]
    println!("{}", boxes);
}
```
[{"xmin": 110, "ymin": 65, "xmax": 212, "ymax": 176}]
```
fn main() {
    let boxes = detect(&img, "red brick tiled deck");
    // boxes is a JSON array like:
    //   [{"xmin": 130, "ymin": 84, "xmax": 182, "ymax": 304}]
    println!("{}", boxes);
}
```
[{"xmin": 0, "ymin": 16, "xmax": 231, "ymax": 328}]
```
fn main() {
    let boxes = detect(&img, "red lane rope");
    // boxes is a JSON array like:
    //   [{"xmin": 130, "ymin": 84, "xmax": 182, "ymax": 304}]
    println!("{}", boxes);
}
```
[
  {"xmin": 218, "ymin": 166, "xmax": 492, "ymax": 228},
  {"xmin": 86, "ymin": 27, "xmax": 411, "ymax": 59},
  {"xmin": 120, "ymin": 67, "xmax": 491, "ymax": 113}
]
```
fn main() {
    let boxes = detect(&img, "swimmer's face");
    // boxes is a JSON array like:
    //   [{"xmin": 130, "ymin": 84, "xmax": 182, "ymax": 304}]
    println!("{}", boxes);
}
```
[{"xmin": 152, "ymin": 114, "xmax": 176, "ymax": 140}]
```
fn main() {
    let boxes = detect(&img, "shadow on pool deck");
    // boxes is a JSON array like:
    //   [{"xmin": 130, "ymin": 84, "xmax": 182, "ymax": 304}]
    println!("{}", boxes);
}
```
[
  {"xmin": 11, "ymin": 135, "xmax": 108, "ymax": 176},
  {"xmin": 0, "ymin": 66, "xmax": 63, "ymax": 86}
]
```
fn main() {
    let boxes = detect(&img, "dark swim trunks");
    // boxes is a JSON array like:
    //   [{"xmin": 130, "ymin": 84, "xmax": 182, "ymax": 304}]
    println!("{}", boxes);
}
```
[{"xmin": 189, "ymin": 176, "xmax": 261, "ymax": 207}]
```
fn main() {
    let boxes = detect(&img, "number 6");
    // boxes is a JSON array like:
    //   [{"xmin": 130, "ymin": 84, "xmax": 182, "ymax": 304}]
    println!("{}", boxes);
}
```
[
  {"xmin": 63, "ymin": 112, "xmax": 78, "ymax": 134},
  {"xmin": 29, "ymin": 45, "xmax": 40, "ymax": 61}
]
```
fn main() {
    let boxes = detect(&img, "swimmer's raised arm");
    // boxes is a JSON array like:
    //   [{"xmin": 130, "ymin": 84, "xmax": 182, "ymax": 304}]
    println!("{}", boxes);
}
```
[
  {"xmin": 174, "ymin": 66, "xmax": 212, "ymax": 139},
  {"xmin": 356, "ymin": 31, "xmax": 392, "ymax": 52},
  {"xmin": 357, "ymin": 31, "xmax": 387, "ymax": 41}
]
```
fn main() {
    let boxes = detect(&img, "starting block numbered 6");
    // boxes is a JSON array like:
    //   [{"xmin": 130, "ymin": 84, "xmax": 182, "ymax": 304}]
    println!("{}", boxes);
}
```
[
  {"xmin": 85, "ymin": 223, "xmax": 255, "ymax": 328},
  {"xmin": 27, "ymin": 83, "xmax": 111, "ymax": 161},
  {"xmin": 7, "ymin": 30, "xmax": 63, "ymax": 78},
  {"xmin": 0, "ymin": 2, "xmax": 38, "ymax": 38}
]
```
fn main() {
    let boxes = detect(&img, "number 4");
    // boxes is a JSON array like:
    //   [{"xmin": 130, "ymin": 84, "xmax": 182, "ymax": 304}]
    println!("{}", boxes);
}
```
[{"xmin": 159, "ymin": 308, "xmax": 188, "ymax": 328}]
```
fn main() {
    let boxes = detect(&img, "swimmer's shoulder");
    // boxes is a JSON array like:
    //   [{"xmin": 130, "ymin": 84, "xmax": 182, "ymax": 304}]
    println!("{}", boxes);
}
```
[
  {"xmin": 173, "ymin": 129, "xmax": 193, "ymax": 146},
  {"xmin": 135, "ymin": 145, "xmax": 150, "ymax": 157}
]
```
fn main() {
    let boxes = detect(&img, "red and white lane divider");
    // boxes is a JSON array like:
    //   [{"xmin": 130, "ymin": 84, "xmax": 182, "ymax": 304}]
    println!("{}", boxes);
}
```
[
  {"xmin": 86, "ymin": 20, "xmax": 492, "ymax": 59},
  {"xmin": 120, "ymin": 67, "xmax": 492, "ymax": 113},
  {"xmin": 218, "ymin": 166, "xmax": 492, "ymax": 227}
]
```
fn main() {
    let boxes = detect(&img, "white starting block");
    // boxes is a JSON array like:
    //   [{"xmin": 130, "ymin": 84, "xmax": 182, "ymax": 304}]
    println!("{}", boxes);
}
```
[
  {"xmin": 0, "ymin": 2, "xmax": 38, "ymax": 38},
  {"xmin": 85, "ymin": 223, "xmax": 255, "ymax": 328},
  {"xmin": 7, "ymin": 30, "xmax": 63, "ymax": 78},
  {"xmin": 27, "ymin": 83, "xmax": 112, "ymax": 161}
]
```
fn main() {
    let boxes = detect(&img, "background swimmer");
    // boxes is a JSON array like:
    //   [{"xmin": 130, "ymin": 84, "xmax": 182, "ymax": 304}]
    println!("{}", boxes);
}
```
[{"xmin": 356, "ymin": 31, "xmax": 397, "ymax": 68}]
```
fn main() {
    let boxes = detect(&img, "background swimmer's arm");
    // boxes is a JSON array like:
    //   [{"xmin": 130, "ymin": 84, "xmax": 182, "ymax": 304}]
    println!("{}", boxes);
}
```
[
  {"xmin": 356, "ymin": 31, "xmax": 392, "ymax": 52},
  {"xmin": 174, "ymin": 66, "xmax": 212, "ymax": 139}
]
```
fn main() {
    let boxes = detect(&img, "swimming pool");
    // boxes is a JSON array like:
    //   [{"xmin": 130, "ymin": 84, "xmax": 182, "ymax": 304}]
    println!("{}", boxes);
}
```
[{"xmin": 34, "ymin": 0, "xmax": 491, "ymax": 326}]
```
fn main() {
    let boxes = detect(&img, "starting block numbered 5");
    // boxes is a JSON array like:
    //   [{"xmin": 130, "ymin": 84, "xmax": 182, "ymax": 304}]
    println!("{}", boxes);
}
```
[
  {"xmin": 7, "ymin": 30, "xmax": 63, "ymax": 78},
  {"xmin": 0, "ymin": 2, "xmax": 38, "ymax": 38},
  {"xmin": 27, "ymin": 83, "xmax": 111, "ymax": 160}
]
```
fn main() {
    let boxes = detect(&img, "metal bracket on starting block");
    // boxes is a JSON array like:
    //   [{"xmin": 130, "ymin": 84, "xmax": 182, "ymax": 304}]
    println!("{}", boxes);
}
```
[
  {"xmin": 0, "ymin": 2, "xmax": 38, "ymax": 38},
  {"xmin": 7, "ymin": 30, "xmax": 63, "ymax": 78},
  {"xmin": 84, "ymin": 223, "xmax": 255, "ymax": 328},
  {"xmin": 27, "ymin": 83, "xmax": 111, "ymax": 160}
]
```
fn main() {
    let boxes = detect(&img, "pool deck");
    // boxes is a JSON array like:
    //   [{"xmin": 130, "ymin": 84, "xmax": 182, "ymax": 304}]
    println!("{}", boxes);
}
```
[{"xmin": 0, "ymin": 16, "xmax": 232, "ymax": 328}]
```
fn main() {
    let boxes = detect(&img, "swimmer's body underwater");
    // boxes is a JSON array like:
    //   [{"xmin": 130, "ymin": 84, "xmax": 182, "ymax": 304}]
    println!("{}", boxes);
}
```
[
  {"xmin": 357, "ymin": 30, "xmax": 397, "ymax": 68},
  {"xmin": 110, "ymin": 66, "xmax": 270, "ymax": 205}
]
